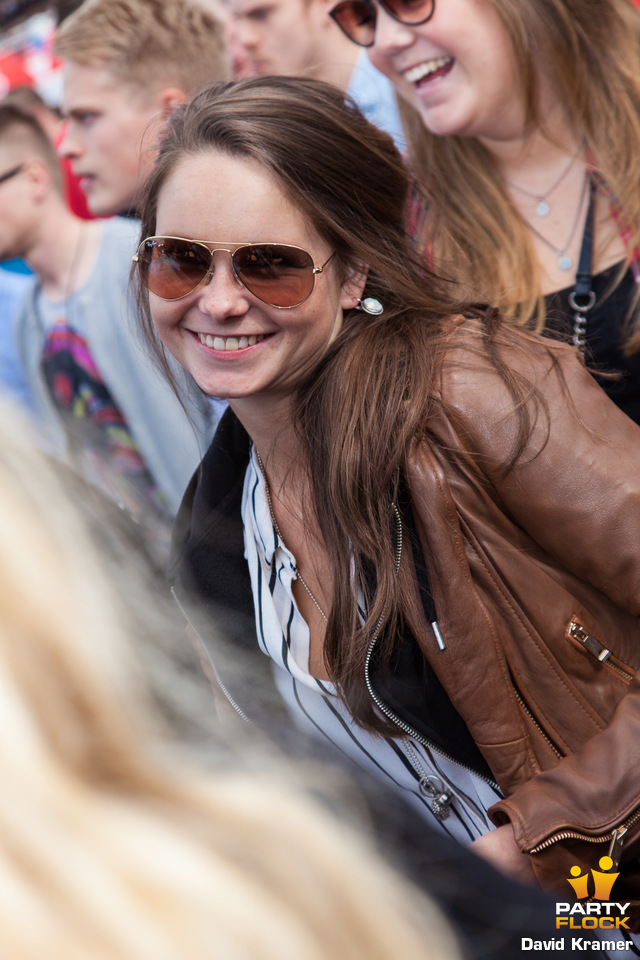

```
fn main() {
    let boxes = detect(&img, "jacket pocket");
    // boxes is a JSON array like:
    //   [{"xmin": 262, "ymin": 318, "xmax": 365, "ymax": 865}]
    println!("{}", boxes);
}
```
[
  {"xmin": 566, "ymin": 617, "xmax": 634, "ymax": 685},
  {"xmin": 510, "ymin": 674, "xmax": 565, "ymax": 762}
]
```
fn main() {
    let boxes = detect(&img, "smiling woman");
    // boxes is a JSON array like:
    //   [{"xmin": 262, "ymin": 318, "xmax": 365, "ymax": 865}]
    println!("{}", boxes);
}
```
[
  {"xmin": 134, "ymin": 77, "xmax": 640, "ymax": 924},
  {"xmin": 143, "ymin": 149, "xmax": 354, "ymax": 407},
  {"xmin": 333, "ymin": 0, "xmax": 640, "ymax": 423}
]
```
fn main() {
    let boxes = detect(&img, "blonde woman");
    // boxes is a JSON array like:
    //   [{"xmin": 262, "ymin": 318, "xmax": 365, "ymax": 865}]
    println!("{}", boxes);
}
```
[
  {"xmin": 329, "ymin": 0, "xmax": 640, "ymax": 422},
  {"xmin": 0, "ymin": 397, "xmax": 461, "ymax": 960}
]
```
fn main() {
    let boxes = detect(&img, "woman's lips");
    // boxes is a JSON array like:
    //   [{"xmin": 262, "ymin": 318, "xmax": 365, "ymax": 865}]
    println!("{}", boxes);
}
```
[
  {"xmin": 196, "ymin": 332, "xmax": 267, "ymax": 351},
  {"xmin": 403, "ymin": 56, "xmax": 453, "ymax": 87}
]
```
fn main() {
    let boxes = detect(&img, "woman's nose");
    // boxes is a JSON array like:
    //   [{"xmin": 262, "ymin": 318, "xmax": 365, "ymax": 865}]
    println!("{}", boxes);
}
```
[
  {"xmin": 196, "ymin": 251, "xmax": 252, "ymax": 319},
  {"xmin": 371, "ymin": 5, "xmax": 417, "ymax": 56}
]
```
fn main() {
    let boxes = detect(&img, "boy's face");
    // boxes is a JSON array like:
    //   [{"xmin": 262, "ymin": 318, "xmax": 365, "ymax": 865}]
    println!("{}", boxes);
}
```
[
  {"xmin": 231, "ymin": 0, "xmax": 323, "ymax": 77},
  {"xmin": 59, "ymin": 62, "xmax": 162, "ymax": 216}
]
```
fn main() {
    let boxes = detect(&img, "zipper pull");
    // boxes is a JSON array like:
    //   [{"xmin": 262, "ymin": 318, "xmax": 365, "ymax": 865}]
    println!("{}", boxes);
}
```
[
  {"xmin": 418, "ymin": 775, "xmax": 453, "ymax": 820},
  {"xmin": 569, "ymin": 620, "xmax": 610, "ymax": 662},
  {"xmin": 608, "ymin": 826, "xmax": 628, "ymax": 866},
  {"xmin": 432, "ymin": 620, "xmax": 446, "ymax": 651}
]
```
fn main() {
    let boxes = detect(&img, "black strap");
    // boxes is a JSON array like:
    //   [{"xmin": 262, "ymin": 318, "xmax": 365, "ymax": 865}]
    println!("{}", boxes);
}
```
[
  {"xmin": 573, "ymin": 177, "xmax": 597, "ymax": 300},
  {"xmin": 569, "ymin": 178, "xmax": 597, "ymax": 352}
]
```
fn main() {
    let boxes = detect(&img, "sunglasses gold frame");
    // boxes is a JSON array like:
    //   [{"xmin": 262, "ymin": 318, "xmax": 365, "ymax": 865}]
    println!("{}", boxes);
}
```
[
  {"xmin": 133, "ymin": 236, "xmax": 336, "ymax": 308},
  {"xmin": 330, "ymin": 0, "xmax": 435, "ymax": 46}
]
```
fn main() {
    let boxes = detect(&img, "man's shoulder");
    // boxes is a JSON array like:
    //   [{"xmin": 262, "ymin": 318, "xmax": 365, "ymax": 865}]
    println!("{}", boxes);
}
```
[
  {"xmin": 87, "ymin": 216, "xmax": 140, "ymax": 292},
  {"xmin": 99, "ymin": 215, "xmax": 141, "ymax": 250}
]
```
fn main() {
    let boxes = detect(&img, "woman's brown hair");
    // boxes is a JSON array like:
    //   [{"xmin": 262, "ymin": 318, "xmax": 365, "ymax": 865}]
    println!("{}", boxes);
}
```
[
  {"xmin": 135, "ymin": 77, "xmax": 551, "ymax": 732},
  {"xmin": 402, "ymin": 0, "xmax": 640, "ymax": 348}
]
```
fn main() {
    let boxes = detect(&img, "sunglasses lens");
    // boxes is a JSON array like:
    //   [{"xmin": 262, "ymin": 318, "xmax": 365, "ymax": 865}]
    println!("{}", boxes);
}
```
[
  {"xmin": 137, "ymin": 238, "xmax": 211, "ymax": 299},
  {"xmin": 384, "ymin": 0, "xmax": 434, "ymax": 24},
  {"xmin": 233, "ymin": 244, "xmax": 315, "ymax": 307},
  {"xmin": 330, "ymin": 0, "xmax": 376, "ymax": 46}
]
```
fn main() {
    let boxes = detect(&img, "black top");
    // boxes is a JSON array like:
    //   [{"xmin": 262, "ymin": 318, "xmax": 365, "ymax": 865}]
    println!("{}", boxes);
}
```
[{"xmin": 545, "ymin": 261, "xmax": 640, "ymax": 424}]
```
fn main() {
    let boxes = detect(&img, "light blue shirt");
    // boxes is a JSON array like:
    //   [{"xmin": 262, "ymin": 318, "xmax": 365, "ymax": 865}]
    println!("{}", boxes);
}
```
[
  {"xmin": 0, "ymin": 266, "xmax": 37, "ymax": 415},
  {"xmin": 347, "ymin": 50, "xmax": 405, "ymax": 151}
]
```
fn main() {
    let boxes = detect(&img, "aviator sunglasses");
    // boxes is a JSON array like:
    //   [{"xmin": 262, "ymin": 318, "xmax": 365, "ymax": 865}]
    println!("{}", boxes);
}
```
[
  {"xmin": 330, "ymin": 0, "xmax": 435, "ymax": 46},
  {"xmin": 134, "ymin": 236, "xmax": 335, "ymax": 309}
]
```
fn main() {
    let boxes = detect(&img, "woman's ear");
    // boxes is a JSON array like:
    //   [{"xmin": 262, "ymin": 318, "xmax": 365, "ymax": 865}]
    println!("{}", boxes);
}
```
[{"xmin": 340, "ymin": 262, "xmax": 369, "ymax": 310}]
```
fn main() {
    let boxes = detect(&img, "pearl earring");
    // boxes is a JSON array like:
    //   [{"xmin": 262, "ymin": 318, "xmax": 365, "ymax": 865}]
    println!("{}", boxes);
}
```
[{"xmin": 356, "ymin": 296, "xmax": 384, "ymax": 316}]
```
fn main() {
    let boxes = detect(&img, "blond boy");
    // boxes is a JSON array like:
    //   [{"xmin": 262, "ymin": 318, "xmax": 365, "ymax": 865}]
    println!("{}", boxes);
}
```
[{"xmin": 55, "ymin": 0, "xmax": 229, "ymax": 215}]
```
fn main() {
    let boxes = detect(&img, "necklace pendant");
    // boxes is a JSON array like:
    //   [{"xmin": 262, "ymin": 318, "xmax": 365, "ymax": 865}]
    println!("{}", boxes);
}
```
[
  {"xmin": 536, "ymin": 199, "xmax": 550, "ymax": 217},
  {"xmin": 558, "ymin": 254, "xmax": 572, "ymax": 271}
]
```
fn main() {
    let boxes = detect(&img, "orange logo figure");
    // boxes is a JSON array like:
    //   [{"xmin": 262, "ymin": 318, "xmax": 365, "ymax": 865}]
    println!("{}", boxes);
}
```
[{"xmin": 567, "ymin": 857, "xmax": 619, "ymax": 901}]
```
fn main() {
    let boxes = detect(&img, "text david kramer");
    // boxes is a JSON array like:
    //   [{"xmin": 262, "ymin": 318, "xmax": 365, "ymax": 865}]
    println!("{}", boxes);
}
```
[{"xmin": 522, "ymin": 939, "xmax": 633, "ymax": 950}]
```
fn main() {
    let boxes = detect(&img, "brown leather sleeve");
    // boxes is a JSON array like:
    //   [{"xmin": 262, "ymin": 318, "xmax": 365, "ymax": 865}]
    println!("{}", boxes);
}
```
[
  {"xmin": 432, "ymin": 324, "xmax": 640, "ymax": 886},
  {"xmin": 438, "ymin": 325, "xmax": 640, "ymax": 614}
]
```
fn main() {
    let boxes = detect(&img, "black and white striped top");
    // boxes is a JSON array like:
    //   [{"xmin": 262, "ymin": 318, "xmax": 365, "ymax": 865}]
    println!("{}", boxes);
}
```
[{"xmin": 241, "ymin": 446, "xmax": 502, "ymax": 843}]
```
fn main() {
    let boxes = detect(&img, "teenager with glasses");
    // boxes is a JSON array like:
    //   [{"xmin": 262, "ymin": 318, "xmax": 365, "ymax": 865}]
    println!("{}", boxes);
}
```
[
  {"xmin": 135, "ymin": 76, "xmax": 640, "ymax": 923},
  {"xmin": 0, "ymin": 104, "xmax": 215, "ymax": 550},
  {"xmin": 330, "ymin": 0, "xmax": 640, "ymax": 426}
]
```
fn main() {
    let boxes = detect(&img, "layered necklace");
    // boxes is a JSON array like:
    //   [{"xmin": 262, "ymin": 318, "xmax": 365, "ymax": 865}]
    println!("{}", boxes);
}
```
[
  {"xmin": 505, "ymin": 141, "xmax": 582, "ymax": 218},
  {"xmin": 506, "ymin": 140, "xmax": 591, "ymax": 272},
  {"xmin": 523, "ymin": 169, "xmax": 591, "ymax": 272}
]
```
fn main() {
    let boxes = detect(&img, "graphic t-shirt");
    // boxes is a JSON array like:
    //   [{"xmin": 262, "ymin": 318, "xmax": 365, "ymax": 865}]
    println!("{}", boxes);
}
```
[{"xmin": 37, "ymin": 291, "xmax": 170, "ymax": 525}]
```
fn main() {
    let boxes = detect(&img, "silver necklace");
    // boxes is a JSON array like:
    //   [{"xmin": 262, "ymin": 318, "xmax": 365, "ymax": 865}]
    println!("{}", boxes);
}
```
[
  {"xmin": 255, "ymin": 448, "xmax": 329, "ymax": 623},
  {"xmin": 254, "ymin": 448, "xmax": 403, "ymax": 624},
  {"xmin": 523, "ymin": 170, "xmax": 590, "ymax": 272},
  {"xmin": 506, "ymin": 142, "xmax": 582, "ymax": 218}
]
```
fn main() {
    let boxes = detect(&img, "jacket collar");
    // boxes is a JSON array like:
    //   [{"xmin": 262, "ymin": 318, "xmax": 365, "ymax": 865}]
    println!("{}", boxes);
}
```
[{"xmin": 169, "ymin": 407, "xmax": 250, "ymax": 580}]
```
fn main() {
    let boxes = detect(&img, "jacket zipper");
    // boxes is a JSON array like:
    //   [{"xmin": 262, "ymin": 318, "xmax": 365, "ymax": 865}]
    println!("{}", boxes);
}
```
[
  {"xmin": 365, "ymin": 504, "xmax": 500, "ymax": 791},
  {"xmin": 567, "ymin": 620, "xmax": 634, "ymax": 683},
  {"xmin": 171, "ymin": 585, "xmax": 251, "ymax": 724},
  {"xmin": 364, "ymin": 634, "xmax": 500, "ymax": 790},
  {"xmin": 528, "ymin": 809, "xmax": 640, "ymax": 864},
  {"xmin": 524, "ymin": 623, "xmax": 639, "ymax": 858},
  {"xmin": 512, "ymin": 687, "xmax": 564, "ymax": 761}
]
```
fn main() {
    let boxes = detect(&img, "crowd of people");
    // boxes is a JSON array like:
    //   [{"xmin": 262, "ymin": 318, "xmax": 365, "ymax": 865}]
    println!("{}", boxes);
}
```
[{"xmin": 2, "ymin": 0, "xmax": 640, "ymax": 957}]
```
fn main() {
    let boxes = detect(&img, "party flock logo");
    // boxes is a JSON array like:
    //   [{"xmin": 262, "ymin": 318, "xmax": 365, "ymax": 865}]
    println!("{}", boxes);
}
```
[
  {"xmin": 522, "ymin": 855, "xmax": 635, "ymax": 951},
  {"xmin": 555, "ymin": 856, "xmax": 630, "ymax": 931}
]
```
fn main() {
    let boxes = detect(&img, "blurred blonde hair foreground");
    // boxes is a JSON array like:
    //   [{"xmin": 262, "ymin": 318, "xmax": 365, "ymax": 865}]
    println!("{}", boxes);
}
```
[{"xmin": 0, "ymin": 397, "xmax": 460, "ymax": 960}]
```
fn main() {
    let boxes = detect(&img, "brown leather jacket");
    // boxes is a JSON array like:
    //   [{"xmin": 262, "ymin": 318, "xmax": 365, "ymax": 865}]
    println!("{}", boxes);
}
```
[{"xmin": 406, "ymin": 319, "xmax": 640, "ymax": 899}]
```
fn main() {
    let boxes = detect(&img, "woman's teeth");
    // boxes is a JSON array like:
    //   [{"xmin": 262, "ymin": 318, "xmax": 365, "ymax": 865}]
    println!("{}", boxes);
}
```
[
  {"xmin": 197, "ymin": 333, "xmax": 264, "ymax": 351},
  {"xmin": 404, "ymin": 56, "xmax": 451, "ymax": 84}
]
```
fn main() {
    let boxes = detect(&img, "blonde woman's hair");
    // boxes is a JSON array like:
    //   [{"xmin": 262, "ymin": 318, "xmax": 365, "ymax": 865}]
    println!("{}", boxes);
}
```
[
  {"xmin": 0, "ymin": 397, "xmax": 460, "ymax": 960},
  {"xmin": 54, "ymin": 0, "xmax": 229, "ymax": 98},
  {"xmin": 403, "ymin": 0, "xmax": 640, "ymax": 350}
]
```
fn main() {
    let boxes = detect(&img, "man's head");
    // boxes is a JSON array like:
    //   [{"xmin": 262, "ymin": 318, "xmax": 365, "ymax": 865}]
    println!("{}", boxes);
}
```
[
  {"xmin": 54, "ymin": 0, "xmax": 229, "ymax": 216},
  {"xmin": 0, "ymin": 105, "xmax": 64, "ymax": 261},
  {"xmin": 232, "ymin": 0, "xmax": 355, "ymax": 81},
  {"xmin": 2, "ymin": 87, "xmax": 62, "ymax": 143}
]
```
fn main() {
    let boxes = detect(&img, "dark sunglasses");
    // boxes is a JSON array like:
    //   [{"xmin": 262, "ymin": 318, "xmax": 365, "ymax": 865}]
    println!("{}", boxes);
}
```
[
  {"xmin": 134, "ymin": 236, "xmax": 335, "ymax": 309},
  {"xmin": 0, "ymin": 163, "xmax": 24, "ymax": 187},
  {"xmin": 330, "ymin": 0, "xmax": 435, "ymax": 46}
]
